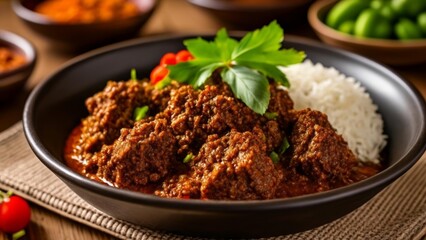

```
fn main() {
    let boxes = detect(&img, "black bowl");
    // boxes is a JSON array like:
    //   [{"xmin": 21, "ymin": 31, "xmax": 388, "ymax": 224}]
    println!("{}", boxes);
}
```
[
  {"xmin": 22, "ymin": 35, "xmax": 426, "ymax": 238},
  {"xmin": 12, "ymin": 0, "xmax": 158, "ymax": 50},
  {"xmin": 187, "ymin": 0, "xmax": 314, "ymax": 30},
  {"xmin": 0, "ymin": 30, "xmax": 36, "ymax": 102}
]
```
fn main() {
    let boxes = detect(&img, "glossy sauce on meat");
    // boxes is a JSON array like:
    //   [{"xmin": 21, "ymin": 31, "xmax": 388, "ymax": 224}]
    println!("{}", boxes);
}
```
[{"xmin": 64, "ymin": 78, "xmax": 382, "ymax": 200}]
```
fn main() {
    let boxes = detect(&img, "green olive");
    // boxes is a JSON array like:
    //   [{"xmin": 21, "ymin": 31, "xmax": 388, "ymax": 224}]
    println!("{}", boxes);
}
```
[
  {"xmin": 338, "ymin": 20, "xmax": 356, "ymax": 34},
  {"xmin": 379, "ymin": 3, "xmax": 397, "ymax": 21},
  {"xmin": 370, "ymin": 0, "xmax": 385, "ymax": 10},
  {"xmin": 418, "ymin": 12, "xmax": 426, "ymax": 34},
  {"xmin": 395, "ymin": 18, "xmax": 424, "ymax": 39},
  {"xmin": 391, "ymin": 0, "xmax": 426, "ymax": 17},
  {"xmin": 326, "ymin": 0, "xmax": 369, "ymax": 29},
  {"xmin": 354, "ymin": 9, "xmax": 392, "ymax": 39}
]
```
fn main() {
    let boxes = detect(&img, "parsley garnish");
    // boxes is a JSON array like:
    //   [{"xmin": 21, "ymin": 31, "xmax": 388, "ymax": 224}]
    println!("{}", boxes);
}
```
[{"xmin": 168, "ymin": 21, "xmax": 305, "ymax": 114}]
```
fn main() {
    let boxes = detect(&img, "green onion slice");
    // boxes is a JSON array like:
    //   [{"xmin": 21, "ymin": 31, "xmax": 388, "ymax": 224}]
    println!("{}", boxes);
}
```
[
  {"xmin": 131, "ymin": 68, "xmax": 137, "ymax": 81},
  {"xmin": 280, "ymin": 137, "xmax": 290, "ymax": 154},
  {"xmin": 264, "ymin": 112, "xmax": 278, "ymax": 120},
  {"xmin": 183, "ymin": 153, "xmax": 194, "ymax": 163},
  {"xmin": 134, "ymin": 106, "xmax": 149, "ymax": 121}
]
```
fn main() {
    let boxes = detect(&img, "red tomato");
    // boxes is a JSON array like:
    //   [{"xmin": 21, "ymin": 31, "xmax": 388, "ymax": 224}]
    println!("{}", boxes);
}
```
[
  {"xmin": 0, "ymin": 196, "xmax": 31, "ymax": 233},
  {"xmin": 176, "ymin": 50, "xmax": 194, "ymax": 63},
  {"xmin": 160, "ymin": 53, "xmax": 177, "ymax": 66},
  {"xmin": 150, "ymin": 65, "xmax": 169, "ymax": 85}
]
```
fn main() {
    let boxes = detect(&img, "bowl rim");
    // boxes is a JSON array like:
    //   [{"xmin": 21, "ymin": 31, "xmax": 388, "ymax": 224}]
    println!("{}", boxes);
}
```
[
  {"xmin": 0, "ymin": 30, "xmax": 37, "ymax": 81},
  {"xmin": 308, "ymin": 0, "xmax": 426, "ymax": 48},
  {"xmin": 23, "ymin": 34, "xmax": 426, "ymax": 212},
  {"xmin": 187, "ymin": 0, "xmax": 313, "ymax": 11},
  {"xmin": 11, "ymin": 0, "xmax": 159, "ymax": 26}
]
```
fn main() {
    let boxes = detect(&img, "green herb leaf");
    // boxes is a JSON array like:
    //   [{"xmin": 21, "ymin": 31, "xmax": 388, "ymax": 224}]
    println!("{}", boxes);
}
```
[
  {"xmin": 134, "ymin": 106, "xmax": 149, "ymax": 121},
  {"xmin": 169, "ymin": 61, "xmax": 223, "ymax": 88},
  {"xmin": 184, "ymin": 38, "xmax": 221, "ymax": 61},
  {"xmin": 222, "ymin": 65, "xmax": 270, "ymax": 114},
  {"xmin": 168, "ymin": 21, "xmax": 305, "ymax": 114},
  {"xmin": 233, "ymin": 20, "xmax": 283, "ymax": 59},
  {"xmin": 214, "ymin": 28, "xmax": 239, "ymax": 61},
  {"xmin": 235, "ymin": 49, "xmax": 306, "ymax": 66},
  {"xmin": 236, "ymin": 61, "xmax": 290, "ymax": 87}
]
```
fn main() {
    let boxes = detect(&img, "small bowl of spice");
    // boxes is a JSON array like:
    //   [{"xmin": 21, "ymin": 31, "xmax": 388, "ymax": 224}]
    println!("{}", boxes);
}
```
[
  {"xmin": 12, "ymin": 0, "xmax": 159, "ymax": 50},
  {"xmin": 0, "ymin": 30, "xmax": 36, "ymax": 102}
]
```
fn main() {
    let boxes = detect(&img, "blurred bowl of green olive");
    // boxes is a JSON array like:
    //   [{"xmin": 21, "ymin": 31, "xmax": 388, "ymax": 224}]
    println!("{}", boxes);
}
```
[{"xmin": 308, "ymin": 0, "xmax": 426, "ymax": 66}]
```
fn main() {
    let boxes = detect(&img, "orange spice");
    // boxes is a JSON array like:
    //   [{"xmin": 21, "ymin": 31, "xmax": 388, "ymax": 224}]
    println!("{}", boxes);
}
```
[
  {"xmin": 0, "ymin": 47, "xmax": 26, "ymax": 74},
  {"xmin": 35, "ymin": 0, "xmax": 140, "ymax": 24}
]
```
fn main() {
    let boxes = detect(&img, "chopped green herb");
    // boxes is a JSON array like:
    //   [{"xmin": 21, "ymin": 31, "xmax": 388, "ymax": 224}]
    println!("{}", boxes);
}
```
[
  {"xmin": 133, "ymin": 106, "xmax": 149, "ymax": 121},
  {"xmin": 264, "ymin": 112, "xmax": 278, "ymax": 120},
  {"xmin": 270, "ymin": 151, "xmax": 280, "ymax": 164},
  {"xmin": 155, "ymin": 77, "xmax": 171, "ymax": 90},
  {"xmin": 12, "ymin": 230, "xmax": 26, "ymax": 240},
  {"xmin": 280, "ymin": 136, "xmax": 290, "ymax": 155},
  {"xmin": 183, "ymin": 153, "xmax": 194, "ymax": 163},
  {"xmin": 131, "ymin": 68, "xmax": 137, "ymax": 81},
  {"xmin": 168, "ymin": 21, "xmax": 305, "ymax": 114}
]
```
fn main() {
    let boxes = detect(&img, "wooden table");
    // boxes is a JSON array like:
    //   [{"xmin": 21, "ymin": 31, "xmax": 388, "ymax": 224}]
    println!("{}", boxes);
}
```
[{"xmin": 0, "ymin": 0, "xmax": 425, "ymax": 239}]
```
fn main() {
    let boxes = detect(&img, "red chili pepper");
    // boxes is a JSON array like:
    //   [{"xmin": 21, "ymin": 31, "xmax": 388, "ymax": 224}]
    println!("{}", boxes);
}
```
[
  {"xmin": 176, "ymin": 50, "xmax": 194, "ymax": 63},
  {"xmin": 160, "ymin": 52, "xmax": 177, "ymax": 66},
  {"xmin": 150, "ymin": 65, "xmax": 169, "ymax": 85},
  {"xmin": 150, "ymin": 50, "xmax": 194, "ymax": 85}
]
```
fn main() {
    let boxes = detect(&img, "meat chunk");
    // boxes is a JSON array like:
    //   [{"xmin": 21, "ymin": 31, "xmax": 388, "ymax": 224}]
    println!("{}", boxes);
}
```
[
  {"xmin": 268, "ymin": 83, "xmax": 294, "ymax": 128},
  {"xmin": 157, "ymin": 128, "xmax": 282, "ymax": 200},
  {"xmin": 79, "ymin": 80, "xmax": 149, "ymax": 154},
  {"xmin": 164, "ymin": 83, "xmax": 263, "ymax": 153},
  {"xmin": 164, "ymin": 83, "xmax": 292, "ymax": 154},
  {"xmin": 93, "ymin": 118, "xmax": 177, "ymax": 190},
  {"xmin": 285, "ymin": 109, "xmax": 358, "ymax": 189},
  {"xmin": 64, "ymin": 78, "xmax": 377, "ymax": 201}
]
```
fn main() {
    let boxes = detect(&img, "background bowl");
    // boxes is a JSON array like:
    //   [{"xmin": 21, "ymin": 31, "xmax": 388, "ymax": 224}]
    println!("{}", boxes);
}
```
[
  {"xmin": 0, "ymin": 30, "xmax": 36, "ymax": 102},
  {"xmin": 187, "ymin": 0, "xmax": 315, "ymax": 30},
  {"xmin": 23, "ymin": 35, "xmax": 426, "ymax": 238},
  {"xmin": 308, "ymin": 0, "xmax": 426, "ymax": 66},
  {"xmin": 12, "ymin": 0, "xmax": 158, "ymax": 51}
]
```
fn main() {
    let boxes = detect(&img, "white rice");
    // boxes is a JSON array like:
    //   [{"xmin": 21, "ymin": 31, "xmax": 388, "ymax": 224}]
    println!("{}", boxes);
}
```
[{"xmin": 280, "ymin": 60, "xmax": 387, "ymax": 164}]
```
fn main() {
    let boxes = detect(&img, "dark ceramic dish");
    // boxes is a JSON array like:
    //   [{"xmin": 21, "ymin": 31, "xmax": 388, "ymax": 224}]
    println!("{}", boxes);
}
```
[
  {"xmin": 23, "ymin": 35, "xmax": 426, "ymax": 238},
  {"xmin": 0, "ymin": 30, "xmax": 36, "ymax": 101},
  {"xmin": 12, "ymin": 0, "xmax": 158, "ymax": 50},
  {"xmin": 187, "ymin": 0, "xmax": 314, "ymax": 30}
]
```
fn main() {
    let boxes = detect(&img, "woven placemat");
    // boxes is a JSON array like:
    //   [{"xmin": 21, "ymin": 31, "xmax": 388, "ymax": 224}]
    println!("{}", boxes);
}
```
[{"xmin": 1, "ymin": 122, "xmax": 426, "ymax": 240}]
